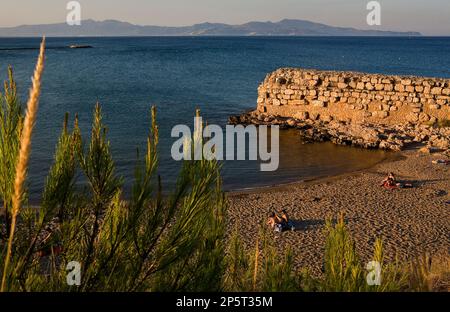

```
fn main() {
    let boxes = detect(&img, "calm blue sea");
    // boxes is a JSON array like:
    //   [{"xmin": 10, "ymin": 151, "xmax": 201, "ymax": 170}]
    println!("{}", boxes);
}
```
[{"xmin": 1, "ymin": 36, "xmax": 450, "ymax": 201}]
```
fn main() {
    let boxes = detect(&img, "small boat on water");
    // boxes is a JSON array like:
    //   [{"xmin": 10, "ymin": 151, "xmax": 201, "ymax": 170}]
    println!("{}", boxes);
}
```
[{"xmin": 69, "ymin": 45, "xmax": 93, "ymax": 49}]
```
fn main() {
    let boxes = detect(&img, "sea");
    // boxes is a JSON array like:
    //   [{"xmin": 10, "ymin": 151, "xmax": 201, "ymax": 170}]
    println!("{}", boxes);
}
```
[{"xmin": 1, "ymin": 36, "xmax": 450, "ymax": 202}]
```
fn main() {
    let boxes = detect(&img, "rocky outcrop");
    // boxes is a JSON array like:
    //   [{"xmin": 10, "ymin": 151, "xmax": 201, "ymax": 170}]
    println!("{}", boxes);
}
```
[
  {"xmin": 229, "ymin": 111, "xmax": 450, "ymax": 156},
  {"xmin": 230, "ymin": 68, "xmax": 450, "ymax": 156}
]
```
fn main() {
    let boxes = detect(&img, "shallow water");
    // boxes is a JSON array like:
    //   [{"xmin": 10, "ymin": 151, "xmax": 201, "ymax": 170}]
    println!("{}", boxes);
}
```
[
  {"xmin": 1, "ymin": 36, "xmax": 449, "ymax": 201},
  {"xmin": 222, "ymin": 129, "xmax": 388, "ymax": 191}
]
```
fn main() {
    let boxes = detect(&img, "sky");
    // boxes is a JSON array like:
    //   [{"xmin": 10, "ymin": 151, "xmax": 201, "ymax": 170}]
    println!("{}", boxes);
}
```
[{"xmin": 0, "ymin": 0, "xmax": 449, "ymax": 35}]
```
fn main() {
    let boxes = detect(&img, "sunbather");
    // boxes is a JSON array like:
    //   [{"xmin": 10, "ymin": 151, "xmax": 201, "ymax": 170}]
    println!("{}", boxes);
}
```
[
  {"xmin": 381, "ymin": 172, "xmax": 396, "ymax": 187},
  {"xmin": 266, "ymin": 212, "xmax": 278, "ymax": 229},
  {"xmin": 381, "ymin": 172, "xmax": 413, "ymax": 189},
  {"xmin": 280, "ymin": 209, "xmax": 296, "ymax": 231},
  {"xmin": 281, "ymin": 209, "xmax": 289, "ymax": 223}
]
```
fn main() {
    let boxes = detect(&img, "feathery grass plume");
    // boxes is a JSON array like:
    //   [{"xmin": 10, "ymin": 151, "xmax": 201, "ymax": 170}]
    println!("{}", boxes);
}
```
[{"xmin": 1, "ymin": 37, "xmax": 45, "ymax": 292}]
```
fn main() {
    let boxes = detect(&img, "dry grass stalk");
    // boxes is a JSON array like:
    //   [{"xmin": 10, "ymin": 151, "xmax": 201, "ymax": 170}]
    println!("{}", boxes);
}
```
[
  {"xmin": 252, "ymin": 239, "xmax": 259, "ymax": 291},
  {"xmin": 1, "ymin": 37, "xmax": 46, "ymax": 292}
]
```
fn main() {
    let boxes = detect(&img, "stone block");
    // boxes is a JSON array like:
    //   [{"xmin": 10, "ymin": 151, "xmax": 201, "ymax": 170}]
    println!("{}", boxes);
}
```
[
  {"xmin": 293, "ymin": 111, "xmax": 309, "ymax": 120},
  {"xmin": 395, "ymin": 84, "xmax": 404, "ymax": 92},
  {"xmin": 431, "ymin": 87, "xmax": 442, "ymax": 95},
  {"xmin": 365, "ymin": 83, "xmax": 374, "ymax": 90},
  {"xmin": 384, "ymin": 84, "xmax": 394, "ymax": 91},
  {"xmin": 284, "ymin": 89, "xmax": 295, "ymax": 95},
  {"xmin": 415, "ymin": 85, "xmax": 424, "ymax": 92},
  {"xmin": 289, "ymin": 100, "xmax": 306, "ymax": 105},
  {"xmin": 312, "ymin": 100, "xmax": 326, "ymax": 107},
  {"xmin": 390, "ymin": 106, "xmax": 398, "ymax": 111},
  {"xmin": 408, "ymin": 113, "xmax": 419, "ymax": 122},
  {"xmin": 429, "ymin": 104, "xmax": 441, "ymax": 109},
  {"xmin": 401, "ymin": 79, "xmax": 412, "ymax": 85},
  {"xmin": 419, "ymin": 113, "xmax": 430, "ymax": 122}
]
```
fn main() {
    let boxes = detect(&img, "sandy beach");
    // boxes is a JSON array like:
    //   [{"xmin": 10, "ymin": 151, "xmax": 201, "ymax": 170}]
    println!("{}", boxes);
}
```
[{"xmin": 227, "ymin": 148, "xmax": 449, "ymax": 276}]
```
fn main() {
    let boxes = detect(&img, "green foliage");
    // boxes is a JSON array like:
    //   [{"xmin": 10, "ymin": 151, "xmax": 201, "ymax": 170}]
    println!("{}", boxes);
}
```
[
  {"xmin": 319, "ymin": 214, "xmax": 407, "ymax": 292},
  {"xmin": 0, "ymin": 87, "xmax": 228, "ymax": 291},
  {"xmin": 224, "ymin": 226, "xmax": 298, "ymax": 292},
  {"xmin": 322, "ymin": 213, "xmax": 365, "ymax": 291},
  {"xmin": 0, "ymin": 67, "xmax": 24, "ymax": 234}
]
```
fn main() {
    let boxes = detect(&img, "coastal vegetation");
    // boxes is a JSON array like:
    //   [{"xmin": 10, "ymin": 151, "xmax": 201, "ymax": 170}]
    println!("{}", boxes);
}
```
[{"xmin": 0, "ymin": 40, "xmax": 448, "ymax": 292}]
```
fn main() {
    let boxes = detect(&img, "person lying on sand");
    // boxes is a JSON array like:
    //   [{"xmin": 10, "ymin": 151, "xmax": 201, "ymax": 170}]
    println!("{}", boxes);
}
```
[
  {"xmin": 432, "ymin": 159, "xmax": 450, "ymax": 165},
  {"xmin": 280, "ymin": 209, "xmax": 296, "ymax": 231}
]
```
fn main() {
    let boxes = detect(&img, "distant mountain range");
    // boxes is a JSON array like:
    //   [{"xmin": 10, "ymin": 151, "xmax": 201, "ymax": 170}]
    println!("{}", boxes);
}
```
[{"xmin": 0, "ymin": 19, "xmax": 421, "ymax": 37}]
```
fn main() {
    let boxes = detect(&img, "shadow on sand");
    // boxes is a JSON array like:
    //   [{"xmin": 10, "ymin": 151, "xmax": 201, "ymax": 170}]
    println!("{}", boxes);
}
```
[
  {"xmin": 285, "ymin": 216, "xmax": 361, "ymax": 232},
  {"xmin": 288, "ymin": 219, "xmax": 325, "ymax": 231}
]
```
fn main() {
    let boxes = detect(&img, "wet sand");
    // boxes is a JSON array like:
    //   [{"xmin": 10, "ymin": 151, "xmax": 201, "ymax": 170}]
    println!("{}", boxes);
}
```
[{"xmin": 227, "ymin": 148, "xmax": 449, "ymax": 275}]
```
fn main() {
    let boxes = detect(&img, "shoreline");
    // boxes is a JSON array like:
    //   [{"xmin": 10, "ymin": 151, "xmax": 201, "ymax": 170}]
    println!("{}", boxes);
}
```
[
  {"xmin": 226, "ymin": 148, "xmax": 403, "ymax": 196},
  {"xmin": 226, "ymin": 148, "xmax": 449, "ymax": 276}
]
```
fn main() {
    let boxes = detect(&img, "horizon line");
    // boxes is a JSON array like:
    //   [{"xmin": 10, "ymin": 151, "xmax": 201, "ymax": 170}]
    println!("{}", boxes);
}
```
[{"xmin": 0, "ymin": 18, "xmax": 422, "ymax": 35}]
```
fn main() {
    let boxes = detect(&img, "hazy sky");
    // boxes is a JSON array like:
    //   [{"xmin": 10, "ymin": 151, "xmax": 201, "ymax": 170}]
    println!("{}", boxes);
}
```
[{"xmin": 1, "ymin": 0, "xmax": 449, "ymax": 35}]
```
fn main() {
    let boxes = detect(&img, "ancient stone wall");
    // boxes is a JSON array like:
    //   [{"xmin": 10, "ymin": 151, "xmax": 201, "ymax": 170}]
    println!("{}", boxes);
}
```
[{"xmin": 257, "ymin": 68, "xmax": 450, "ymax": 124}]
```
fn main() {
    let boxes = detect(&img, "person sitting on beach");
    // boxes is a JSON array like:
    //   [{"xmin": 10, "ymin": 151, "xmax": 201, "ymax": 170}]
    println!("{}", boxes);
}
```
[
  {"xmin": 381, "ymin": 172, "xmax": 413, "ymax": 189},
  {"xmin": 267, "ymin": 211, "xmax": 286, "ymax": 232},
  {"xmin": 381, "ymin": 172, "xmax": 397, "ymax": 187},
  {"xmin": 275, "ymin": 212, "xmax": 285, "ymax": 225},
  {"xmin": 266, "ymin": 212, "xmax": 278, "ymax": 229},
  {"xmin": 281, "ymin": 209, "xmax": 289, "ymax": 223}
]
